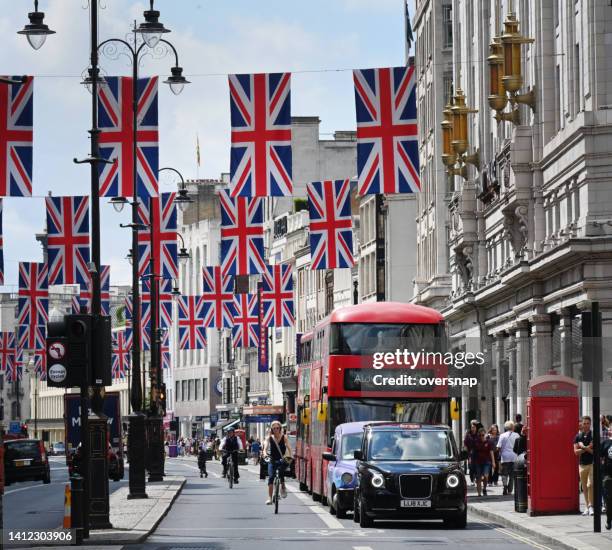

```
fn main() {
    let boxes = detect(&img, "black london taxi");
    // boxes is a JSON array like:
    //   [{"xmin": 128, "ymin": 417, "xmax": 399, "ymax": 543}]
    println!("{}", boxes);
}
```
[{"xmin": 353, "ymin": 422, "xmax": 467, "ymax": 528}]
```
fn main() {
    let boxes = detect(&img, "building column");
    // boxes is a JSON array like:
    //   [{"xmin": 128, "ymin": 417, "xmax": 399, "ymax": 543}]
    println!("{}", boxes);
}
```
[
  {"xmin": 515, "ymin": 322, "xmax": 530, "ymax": 417},
  {"xmin": 507, "ymin": 335, "xmax": 517, "ymax": 421},
  {"xmin": 493, "ymin": 334, "xmax": 505, "ymax": 425},
  {"xmin": 479, "ymin": 335, "xmax": 493, "ymax": 429},
  {"xmin": 559, "ymin": 308, "xmax": 573, "ymax": 378},
  {"xmin": 531, "ymin": 314, "xmax": 552, "ymax": 377}
]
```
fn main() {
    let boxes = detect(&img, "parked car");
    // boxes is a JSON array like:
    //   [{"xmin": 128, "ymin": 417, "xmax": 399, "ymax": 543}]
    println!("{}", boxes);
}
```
[
  {"xmin": 322, "ymin": 422, "xmax": 369, "ymax": 518},
  {"xmin": 68, "ymin": 444, "xmax": 124, "ymax": 481},
  {"xmin": 353, "ymin": 422, "xmax": 467, "ymax": 529},
  {"xmin": 4, "ymin": 439, "xmax": 51, "ymax": 486},
  {"xmin": 51, "ymin": 441, "xmax": 65, "ymax": 456}
]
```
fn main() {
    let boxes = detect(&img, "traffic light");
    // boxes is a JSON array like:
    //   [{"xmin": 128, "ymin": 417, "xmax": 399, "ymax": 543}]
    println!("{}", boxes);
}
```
[
  {"xmin": 159, "ymin": 383, "xmax": 167, "ymax": 415},
  {"xmin": 91, "ymin": 315, "xmax": 111, "ymax": 386}
]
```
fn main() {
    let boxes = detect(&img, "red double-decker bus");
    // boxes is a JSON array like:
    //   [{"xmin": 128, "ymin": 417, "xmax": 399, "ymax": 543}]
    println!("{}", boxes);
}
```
[{"xmin": 295, "ymin": 302, "xmax": 449, "ymax": 502}]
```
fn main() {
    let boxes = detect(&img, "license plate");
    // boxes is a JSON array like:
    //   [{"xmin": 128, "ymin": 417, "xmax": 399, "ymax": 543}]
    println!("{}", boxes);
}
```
[
  {"xmin": 15, "ymin": 459, "xmax": 31, "ymax": 467},
  {"xmin": 401, "ymin": 499, "xmax": 431, "ymax": 508}
]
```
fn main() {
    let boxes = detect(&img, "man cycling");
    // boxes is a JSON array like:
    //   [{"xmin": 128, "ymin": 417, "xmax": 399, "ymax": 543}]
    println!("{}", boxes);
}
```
[
  {"xmin": 263, "ymin": 420, "xmax": 292, "ymax": 504},
  {"xmin": 220, "ymin": 426, "xmax": 242, "ymax": 484}
]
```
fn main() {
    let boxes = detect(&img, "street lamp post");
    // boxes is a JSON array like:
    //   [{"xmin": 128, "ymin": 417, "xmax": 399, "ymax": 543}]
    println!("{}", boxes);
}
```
[{"xmin": 101, "ymin": 14, "xmax": 188, "ymax": 494}]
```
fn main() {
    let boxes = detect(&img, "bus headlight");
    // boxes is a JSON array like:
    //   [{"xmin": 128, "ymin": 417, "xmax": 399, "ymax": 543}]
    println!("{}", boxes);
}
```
[
  {"xmin": 371, "ymin": 473, "xmax": 384, "ymax": 488},
  {"xmin": 446, "ymin": 473, "xmax": 460, "ymax": 489},
  {"xmin": 340, "ymin": 472, "xmax": 353, "ymax": 485}
]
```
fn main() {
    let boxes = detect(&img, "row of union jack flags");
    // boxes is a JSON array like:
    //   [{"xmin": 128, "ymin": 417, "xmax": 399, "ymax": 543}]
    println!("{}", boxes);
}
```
[{"xmin": 0, "ymin": 66, "xmax": 419, "ymax": 200}]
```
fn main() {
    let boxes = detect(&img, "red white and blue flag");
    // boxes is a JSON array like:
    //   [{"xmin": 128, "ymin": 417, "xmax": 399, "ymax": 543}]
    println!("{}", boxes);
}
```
[
  {"xmin": 161, "ymin": 331, "xmax": 171, "ymax": 369},
  {"xmin": 307, "ymin": 179, "xmax": 354, "ymax": 269},
  {"xmin": 0, "ymin": 199, "xmax": 3, "ymax": 285},
  {"xmin": 353, "ymin": 66, "xmax": 420, "ymax": 195},
  {"xmin": 112, "ymin": 330, "xmax": 131, "ymax": 379},
  {"xmin": 33, "ymin": 341, "xmax": 47, "ymax": 381},
  {"xmin": 229, "ymin": 72, "xmax": 292, "ymax": 197},
  {"xmin": 6, "ymin": 348, "xmax": 23, "ymax": 382},
  {"xmin": 98, "ymin": 76, "xmax": 159, "ymax": 198},
  {"xmin": 0, "ymin": 332, "xmax": 15, "ymax": 373},
  {"xmin": 46, "ymin": 196, "xmax": 90, "ymax": 286},
  {"xmin": 261, "ymin": 264, "xmax": 294, "ymax": 327},
  {"xmin": 73, "ymin": 265, "xmax": 111, "ymax": 315},
  {"xmin": 0, "ymin": 76, "xmax": 33, "ymax": 197},
  {"xmin": 17, "ymin": 262, "xmax": 48, "ymax": 349},
  {"xmin": 232, "ymin": 294, "xmax": 259, "ymax": 348},
  {"xmin": 220, "ymin": 190, "xmax": 265, "ymax": 276},
  {"xmin": 137, "ymin": 192, "xmax": 178, "ymax": 280},
  {"xmin": 177, "ymin": 295, "xmax": 208, "ymax": 350},
  {"xmin": 202, "ymin": 266, "xmax": 234, "ymax": 328}
]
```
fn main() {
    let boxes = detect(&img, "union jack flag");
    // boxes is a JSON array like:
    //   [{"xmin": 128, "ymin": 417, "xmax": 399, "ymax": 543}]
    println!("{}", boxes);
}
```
[
  {"xmin": 232, "ymin": 294, "xmax": 259, "ymax": 348},
  {"xmin": 17, "ymin": 262, "xmax": 48, "ymax": 349},
  {"xmin": 229, "ymin": 72, "xmax": 292, "ymax": 197},
  {"xmin": 0, "ymin": 76, "xmax": 33, "ymax": 197},
  {"xmin": 353, "ymin": 66, "xmax": 420, "ymax": 195},
  {"xmin": 161, "ymin": 330, "xmax": 171, "ymax": 369},
  {"xmin": 202, "ymin": 266, "xmax": 234, "ymax": 328},
  {"xmin": 140, "ymin": 298, "xmax": 151, "ymax": 351},
  {"xmin": 6, "ymin": 348, "xmax": 23, "ymax": 382},
  {"xmin": 307, "ymin": 179, "xmax": 354, "ymax": 269},
  {"xmin": 33, "ymin": 344, "xmax": 47, "ymax": 381},
  {"xmin": 220, "ymin": 190, "xmax": 265, "ymax": 276},
  {"xmin": 142, "ymin": 278, "xmax": 174, "ymax": 328},
  {"xmin": 46, "ymin": 196, "xmax": 90, "ymax": 286},
  {"xmin": 0, "ymin": 332, "xmax": 15, "ymax": 372},
  {"xmin": 17, "ymin": 324, "xmax": 46, "ymax": 354},
  {"xmin": 262, "ymin": 264, "xmax": 294, "ymax": 327},
  {"xmin": 112, "ymin": 330, "xmax": 131, "ymax": 379},
  {"xmin": 177, "ymin": 295, "xmax": 208, "ymax": 350},
  {"xmin": 98, "ymin": 76, "xmax": 159, "ymax": 198},
  {"xmin": 137, "ymin": 193, "xmax": 177, "ymax": 280},
  {"xmin": 0, "ymin": 199, "xmax": 3, "ymax": 285},
  {"xmin": 73, "ymin": 265, "xmax": 111, "ymax": 315}
]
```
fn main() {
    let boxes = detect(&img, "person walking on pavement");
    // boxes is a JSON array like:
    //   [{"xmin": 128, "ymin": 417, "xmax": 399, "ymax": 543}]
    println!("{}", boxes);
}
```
[
  {"xmin": 251, "ymin": 438, "xmax": 261, "ymax": 465},
  {"xmin": 514, "ymin": 414, "xmax": 523, "ymax": 435},
  {"xmin": 464, "ymin": 420, "xmax": 480, "ymax": 485},
  {"xmin": 198, "ymin": 441, "xmax": 208, "ymax": 478},
  {"xmin": 487, "ymin": 424, "xmax": 501, "ymax": 486},
  {"xmin": 600, "ymin": 433, "xmax": 612, "ymax": 530},
  {"xmin": 497, "ymin": 421, "xmax": 519, "ymax": 495},
  {"xmin": 574, "ymin": 415, "xmax": 594, "ymax": 516},
  {"xmin": 473, "ymin": 427, "xmax": 496, "ymax": 496}
]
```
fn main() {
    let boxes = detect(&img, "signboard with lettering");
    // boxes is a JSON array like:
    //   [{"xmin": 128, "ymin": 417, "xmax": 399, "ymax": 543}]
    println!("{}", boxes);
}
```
[
  {"xmin": 244, "ymin": 414, "xmax": 282, "ymax": 423},
  {"xmin": 343, "ymin": 368, "xmax": 436, "ymax": 393},
  {"xmin": 242, "ymin": 405, "xmax": 284, "ymax": 416},
  {"xmin": 64, "ymin": 392, "xmax": 122, "ymax": 451},
  {"xmin": 258, "ymin": 282, "xmax": 268, "ymax": 373}
]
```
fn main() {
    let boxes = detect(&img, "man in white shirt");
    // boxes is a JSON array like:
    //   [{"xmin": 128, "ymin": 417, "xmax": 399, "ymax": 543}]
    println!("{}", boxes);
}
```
[{"xmin": 497, "ymin": 420, "xmax": 520, "ymax": 495}]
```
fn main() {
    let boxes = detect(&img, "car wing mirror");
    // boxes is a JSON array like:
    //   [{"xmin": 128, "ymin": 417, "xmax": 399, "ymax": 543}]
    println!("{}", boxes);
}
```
[
  {"xmin": 322, "ymin": 452, "xmax": 336, "ymax": 462},
  {"xmin": 353, "ymin": 450, "xmax": 364, "ymax": 460}
]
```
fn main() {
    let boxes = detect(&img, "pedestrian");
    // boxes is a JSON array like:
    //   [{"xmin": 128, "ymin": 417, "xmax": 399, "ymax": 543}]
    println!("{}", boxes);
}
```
[
  {"xmin": 473, "ymin": 427, "xmax": 496, "ymax": 496},
  {"xmin": 463, "ymin": 420, "xmax": 480, "ymax": 485},
  {"xmin": 601, "ymin": 432, "xmax": 612, "ymax": 530},
  {"xmin": 180, "ymin": 438, "xmax": 186, "ymax": 457},
  {"xmin": 487, "ymin": 424, "xmax": 501, "ymax": 485},
  {"xmin": 514, "ymin": 414, "xmax": 523, "ymax": 435},
  {"xmin": 197, "ymin": 441, "xmax": 208, "ymax": 478},
  {"xmin": 574, "ymin": 415, "xmax": 594, "ymax": 516},
  {"xmin": 251, "ymin": 438, "xmax": 261, "ymax": 464},
  {"xmin": 601, "ymin": 415, "xmax": 611, "ymax": 441},
  {"xmin": 513, "ymin": 425, "xmax": 528, "ymax": 456},
  {"xmin": 497, "ymin": 421, "xmax": 519, "ymax": 495}
]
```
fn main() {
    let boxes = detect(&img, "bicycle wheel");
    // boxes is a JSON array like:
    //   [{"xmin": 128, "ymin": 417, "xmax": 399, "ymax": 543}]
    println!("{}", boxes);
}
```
[
  {"xmin": 228, "ymin": 458, "xmax": 234, "ymax": 489},
  {"xmin": 274, "ymin": 476, "xmax": 280, "ymax": 514}
]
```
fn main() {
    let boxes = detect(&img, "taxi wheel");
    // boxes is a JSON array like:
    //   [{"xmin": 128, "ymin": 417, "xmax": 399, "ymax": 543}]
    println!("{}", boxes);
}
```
[
  {"xmin": 329, "ymin": 489, "xmax": 336, "ymax": 515},
  {"xmin": 358, "ymin": 496, "xmax": 373, "ymax": 528},
  {"xmin": 444, "ymin": 509, "xmax": 467, "ymax": 529},
  {"xmin": 352, "ymin": 492, "xmax": 360, "ymax": 523}
]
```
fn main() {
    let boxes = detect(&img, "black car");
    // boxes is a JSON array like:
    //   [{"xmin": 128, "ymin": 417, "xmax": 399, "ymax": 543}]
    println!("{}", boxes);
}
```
[
  {"xmin": 353, "ymin": 423, "xmax": 467, "ymax": 528},
  {"xmin": 4, "ymin": 439, "xmax": 51, "ymax": 486}
]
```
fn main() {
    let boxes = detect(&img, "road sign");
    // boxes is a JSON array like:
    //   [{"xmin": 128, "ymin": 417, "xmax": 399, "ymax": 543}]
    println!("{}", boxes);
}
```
[
  {"xmin": 9, "ymin": 421, "xmax": 21, "ymax": 434},
  {"xmin": 48, "ymin": 341, "xmax": 66, "ymax": 360},
  {"xmin": 48, "ymin": 363, "xmax": 68, "ymax": 383}
]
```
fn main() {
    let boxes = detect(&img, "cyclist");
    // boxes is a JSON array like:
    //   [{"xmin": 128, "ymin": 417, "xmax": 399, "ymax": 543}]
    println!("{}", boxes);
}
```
[
  {"xmin": 197, "ymin": 441, "xmax": 208, "ymax": 478},
  {"xmin": 220, "ymin": 426, "xmax": 242, "ymax": 484},
  {"xmin": 263, "ymin": 420, "xmax": 292, "ymax": 504}
]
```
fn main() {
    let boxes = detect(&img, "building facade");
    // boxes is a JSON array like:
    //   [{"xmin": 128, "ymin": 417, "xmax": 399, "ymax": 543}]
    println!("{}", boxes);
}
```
[{"xmin": 413, "ymin": 0, "xmax": 612, "ymax": 432}]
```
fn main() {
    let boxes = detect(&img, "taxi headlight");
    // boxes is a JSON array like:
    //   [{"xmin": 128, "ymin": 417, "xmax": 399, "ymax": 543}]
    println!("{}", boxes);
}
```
[
  {"xmin": 371, "ymin": 473, "xmax": 384, "ymax": 488},
  {"xmin": 341, "ymin": 472, "xmax": 353, "ymax": 485},
  {"xmin": 446, "ymin": 473, "xmax": 460, "ymax": 489}
]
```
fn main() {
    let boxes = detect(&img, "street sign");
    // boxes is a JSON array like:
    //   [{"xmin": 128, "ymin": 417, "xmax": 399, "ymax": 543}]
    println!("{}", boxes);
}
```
[
  {"xmin": 9, "ymin": 421, "xmax": 21, "ymax": 434},
  {"xmin": 48, "ymin": 341, "xmax": 66, "ymax": 360},
  {"xmin": 48, "ymin": 363, "xmax": 68, "ymax": 383}
]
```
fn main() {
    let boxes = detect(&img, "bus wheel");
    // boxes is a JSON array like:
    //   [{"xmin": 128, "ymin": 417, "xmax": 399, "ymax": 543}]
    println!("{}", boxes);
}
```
[{"xmin": 312, "ymin": 491, "xmax": 321, "ymax": 502}]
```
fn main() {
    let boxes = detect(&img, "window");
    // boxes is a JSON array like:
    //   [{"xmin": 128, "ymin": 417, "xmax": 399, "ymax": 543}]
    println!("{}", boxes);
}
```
[
  {"xmin": 574, "ymin": 44, "xmax": 581, "ymax": 115},
  {"xmin": 202, "ymin": 378, "xmax": 208, "ymax": 401},
  {"xmin": 442, "ymin": 5, "xmax": 452, "ymax": 49},
  {"xmin": 195, "ymin": 379, "xmax": 201, "ymax": 401},
  {"xmin": 188, "ymin": 379, "xmax": 194, "ymax": 401},
  {"xmin": 175, "ymin": 381, "xmax": 180, "ymax": 401},
  {"xmin": 181, "ymin": 380, "xmax": 187, "ymax": 402}
]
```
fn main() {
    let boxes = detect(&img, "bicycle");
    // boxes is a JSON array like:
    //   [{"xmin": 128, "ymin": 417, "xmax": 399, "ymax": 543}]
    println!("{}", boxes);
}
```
[
  {"xmin": 226, "ymin": 453, "xmax": 234, "ymax": 489},
  {"xmin": 268, "ymin": 458, "xmax": 288, "ymax": 514}
]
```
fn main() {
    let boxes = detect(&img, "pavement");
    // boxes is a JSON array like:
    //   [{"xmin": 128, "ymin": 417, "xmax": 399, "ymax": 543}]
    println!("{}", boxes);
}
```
[{"xmin": 466, "ymin": 482, "xmax": 612, "ymax": 550}]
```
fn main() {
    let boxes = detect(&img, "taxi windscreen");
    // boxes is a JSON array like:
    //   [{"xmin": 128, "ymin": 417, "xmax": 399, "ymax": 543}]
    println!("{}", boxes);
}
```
[{"xmin": 368, "ymin": 430, "xmax": 454, "ymax": 461}]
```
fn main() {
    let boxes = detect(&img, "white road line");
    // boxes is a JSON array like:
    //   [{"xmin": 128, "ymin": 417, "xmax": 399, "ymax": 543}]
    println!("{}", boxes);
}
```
[
  {"xmin": 170, "ymin": 461, "xmax": 221, "ymax": 478},
  {"xmin": 308, "ymin": 505, "xmax": 344, "ymax": 529},
  {"xmin": 353, "ymin": 547, "xmax": 374, "ymax": 550},
  {"xmin": 4, "ymin": 481, "xmax": 65, "ymax": 495},
  {"xmin": 471, "ymin": 518, "xmax": 553, "ymax": 550}
]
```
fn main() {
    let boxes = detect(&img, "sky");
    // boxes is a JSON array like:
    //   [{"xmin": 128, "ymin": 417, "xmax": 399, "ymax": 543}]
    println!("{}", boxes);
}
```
[{"xmin": 1, "ymin": 0, "xmax": 414, "ymax": 290}]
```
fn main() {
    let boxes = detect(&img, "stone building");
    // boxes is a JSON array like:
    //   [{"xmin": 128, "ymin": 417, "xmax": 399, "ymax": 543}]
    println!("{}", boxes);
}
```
[{"xmin": 413, "ymin": 0, "xmax": 612, "ymax": 431}]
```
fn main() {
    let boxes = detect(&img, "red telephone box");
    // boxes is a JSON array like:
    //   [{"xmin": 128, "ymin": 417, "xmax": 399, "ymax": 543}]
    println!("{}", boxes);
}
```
[{"xmin": 527, "ymin": 375, "xmax": 579, "ymax": 515}]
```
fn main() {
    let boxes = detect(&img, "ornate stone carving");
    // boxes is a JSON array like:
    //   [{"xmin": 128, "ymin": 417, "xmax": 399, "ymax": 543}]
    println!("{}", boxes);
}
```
[{"xmin": 502, "ymin": 204, "xmax": 529, "ymax": 259}]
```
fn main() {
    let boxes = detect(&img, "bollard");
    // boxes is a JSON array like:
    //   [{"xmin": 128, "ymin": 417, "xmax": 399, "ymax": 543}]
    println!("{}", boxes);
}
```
[
  {"xmin": 70, "ymin": 474, "xmax": 84, "ymax": 545},
  {"xmin": 514, "ymin": 453, "xmax": 528, "ymax": 513},
  {"xmin": 63, "ymin": 483, "xmax": 71, "ymax": 528}
]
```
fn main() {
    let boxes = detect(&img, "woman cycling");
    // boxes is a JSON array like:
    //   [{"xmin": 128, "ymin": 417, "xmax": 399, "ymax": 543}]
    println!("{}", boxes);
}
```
[{"xmin": 263, "ymin": 420, "xmax": 292, "ymax": 505}]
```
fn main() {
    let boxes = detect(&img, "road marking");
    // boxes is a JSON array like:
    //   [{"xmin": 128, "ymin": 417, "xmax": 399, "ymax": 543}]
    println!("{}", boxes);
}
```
[
  {"xmin": 169, "ymin": 460, "xmax": 221, "ymax": 478},
  {"xmin": 471, "ymin": 518, "xmax": 553, "ymax": 550},
  {"xmin": 353, "ymin": 546, "xmax": 374, "ymax": 550}
]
